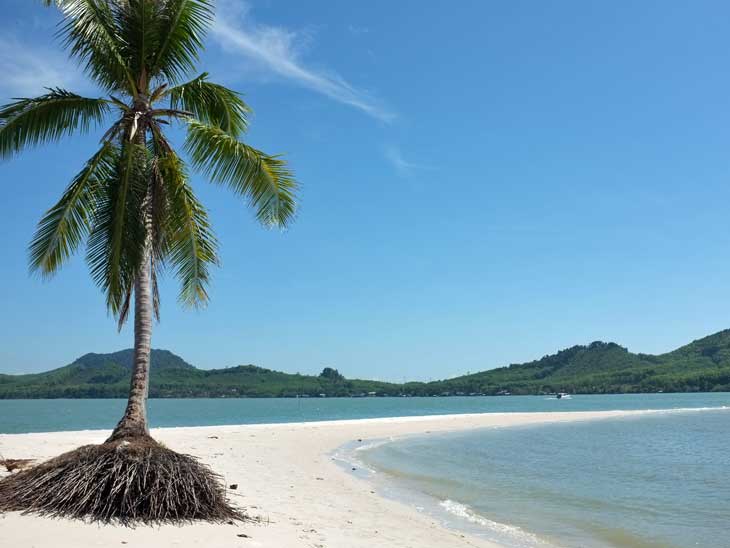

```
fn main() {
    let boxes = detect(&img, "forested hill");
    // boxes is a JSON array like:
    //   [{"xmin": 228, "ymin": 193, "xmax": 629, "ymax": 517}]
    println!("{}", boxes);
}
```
[{"xmin": 2, "ymin": 330, "xmax": 730, "ymax": 398}]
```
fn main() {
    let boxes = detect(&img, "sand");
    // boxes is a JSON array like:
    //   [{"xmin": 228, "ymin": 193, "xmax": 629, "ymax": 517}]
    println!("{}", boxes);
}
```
[{"xmin": 0, "ymin": 410, "xmax": 647, "ymax": 547}]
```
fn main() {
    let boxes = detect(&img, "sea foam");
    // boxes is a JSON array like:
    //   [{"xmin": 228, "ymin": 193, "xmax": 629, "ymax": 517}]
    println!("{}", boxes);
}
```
[{"xmin": 439, "ymin": 499, "xmax": 550, "ymax": 547}]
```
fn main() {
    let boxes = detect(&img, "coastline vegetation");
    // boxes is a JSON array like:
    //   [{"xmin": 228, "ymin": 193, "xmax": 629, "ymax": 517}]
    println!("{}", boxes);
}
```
[{"xmin": 2, "ymin": 329, "xmax": 730, "ymax": 399}]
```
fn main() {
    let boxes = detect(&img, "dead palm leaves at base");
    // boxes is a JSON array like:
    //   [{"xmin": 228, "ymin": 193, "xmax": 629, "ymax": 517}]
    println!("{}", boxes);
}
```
[
  {"xmin": 0, "ymin": 458, "xmax": 36, "ymax": 473},
  {"xmin": 0, "ymin": 437, "xmax": 247, "ymax": 525}
]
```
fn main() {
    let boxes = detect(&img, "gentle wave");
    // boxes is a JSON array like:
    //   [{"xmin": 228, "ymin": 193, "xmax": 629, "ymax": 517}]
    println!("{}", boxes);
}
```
[
  {"xmin": 361, "ymin": 407, "xmax": 730, "ymax": 548},
  {"xmin": 439, "ymin": 499, "xmax": 551, "ymax": 547},
  {"xmin": 625, "ymin": 405, "xmax": 729, "ymax": 415},
  {"xmin": 353, "ymin": 438, "xmax": 394, "ymax": 453},
  {"xmin": 331, "ymin": 437, "xmax": 397, "ymax": 475}
]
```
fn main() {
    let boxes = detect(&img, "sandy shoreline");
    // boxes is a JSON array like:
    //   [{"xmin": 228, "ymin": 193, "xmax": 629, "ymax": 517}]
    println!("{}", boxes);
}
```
[{"xmin": 0, "ymin": 410, "xmax": 649, "ymax": 547}]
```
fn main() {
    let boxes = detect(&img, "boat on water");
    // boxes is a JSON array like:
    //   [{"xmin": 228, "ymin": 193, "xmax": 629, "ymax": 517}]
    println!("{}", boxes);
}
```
[{"xmin": 556, "ymin": 392, "xmax": 571, "ymax": 399}]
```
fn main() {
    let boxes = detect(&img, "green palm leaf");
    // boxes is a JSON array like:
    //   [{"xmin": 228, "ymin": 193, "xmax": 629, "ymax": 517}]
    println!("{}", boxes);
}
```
[
  {"xmin": 86, "ymin": 141, "xmax": 148, "ymax": 314},
  {"xmin": 58, "ymin": 0, "xmax": 137, "ymax": 93},
  {"xmin": 0, "ymin": 90, "xmax": 109, "ymax": 159},
  {"xmin": 116, "ymin": 0, "xmax": 161, "ymax": 87},
  {"xmin": 151, "ymin": 0, "xmax": 214, "ymax": 84},
  {"xmin": 25, "ymin": 2, "xmax": 300, "ymax": 321},
  {"xmin": 29, "ymin": 142, "xmax": 116, "ymax": 276},
  {"xmin": 185, "ymin": 120, "xmax": 298, "ymax": 228},
  {"xmin": 157, "ymin": 150, "xmax": 219, "ymax": 308},
  {"xmin": 167, "ymin": 73, "xmax": 249, "ymax": 136}
]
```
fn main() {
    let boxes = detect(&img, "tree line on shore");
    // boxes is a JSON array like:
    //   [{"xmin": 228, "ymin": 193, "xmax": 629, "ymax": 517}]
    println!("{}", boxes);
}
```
[{"xmin": 4, "ymin": 330, "xmax": 730, "ymax": 399}]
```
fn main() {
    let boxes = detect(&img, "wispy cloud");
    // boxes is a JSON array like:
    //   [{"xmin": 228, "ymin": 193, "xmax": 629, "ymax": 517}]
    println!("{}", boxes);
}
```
[
  {"xmin": 0, "ymin": 37, "xmax": 84, "ymax": 99},
  {"xmin": 384, "ymin": 145, "xmax": 430, "ymax": 176},
  {"xmin": 211, "ymin": 1, "xmax": 393, "ymax": 122},
  {"xmin": 347, "ymin": 25, "xmax": 370, "ymax": 36}
]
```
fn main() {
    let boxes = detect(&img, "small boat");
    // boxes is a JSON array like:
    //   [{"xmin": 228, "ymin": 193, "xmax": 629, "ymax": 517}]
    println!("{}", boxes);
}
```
[{"xmin": 556, "ymin": 392, "xmax": 571, "ymax": 399}]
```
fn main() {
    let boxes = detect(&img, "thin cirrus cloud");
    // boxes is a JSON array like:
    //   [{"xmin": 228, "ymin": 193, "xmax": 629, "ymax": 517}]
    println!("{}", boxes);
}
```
[
  {"xmin": 210, "ymin": 2, "xmax": 394, "ymax": 123},
  {"xmin": 0, "ymin": 37, "xmax": 84, "ymax": 100},
  {"xmin": 384, "ymin": 145, "xmax": 430, "ymax": 177}
]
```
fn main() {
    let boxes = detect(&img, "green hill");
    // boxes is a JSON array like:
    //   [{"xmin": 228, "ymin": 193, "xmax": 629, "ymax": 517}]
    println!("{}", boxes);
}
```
[
  {"xmin": 419, "ymin": 330, "xmax": 730, "ymax": 396},
  {"xmin": 2, "ymin": 330, "xmax": 730, "ymax": 398},
  {"xmin": 0, "ymin": 350, "xmax": 397, "ymax": 399}
]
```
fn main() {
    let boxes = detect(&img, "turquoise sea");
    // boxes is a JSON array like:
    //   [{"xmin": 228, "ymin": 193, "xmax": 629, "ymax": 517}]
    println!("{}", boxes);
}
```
[
  {"xmin": 0, "ymin": 392, "xmax": 728, "ymax": 434},
  {"xmin": 354, "ymin": 405, "xmax": 730, "ymax": 548},
  {"xmin": 1, "ymin": 393, "xmax": 728, "ymax": 547}
]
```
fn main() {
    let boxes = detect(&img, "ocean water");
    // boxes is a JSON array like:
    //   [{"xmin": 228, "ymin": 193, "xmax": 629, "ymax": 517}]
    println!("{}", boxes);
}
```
[
  {"xmin": 357, "ymin": 407, "xmax": 730, "ymax": 548},
  {"xmin": 0, "ymin": 392, "xmax": 729, "ymax": 434}
]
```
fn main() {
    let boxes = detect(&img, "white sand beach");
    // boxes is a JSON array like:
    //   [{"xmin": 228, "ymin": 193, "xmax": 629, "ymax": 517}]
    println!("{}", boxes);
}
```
[{"xmin": 0, "ymin": 410, "xmax": 646, "ymax": 547}]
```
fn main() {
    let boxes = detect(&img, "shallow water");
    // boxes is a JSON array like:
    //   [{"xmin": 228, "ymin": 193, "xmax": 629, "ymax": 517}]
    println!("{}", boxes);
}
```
[
  {"xmin": 359, "ymin": 408, "xmax": 730, "ymax": 548},
  {"xmin": 0, "ymin": 392, "xmax": 729, "ymax": 433}
]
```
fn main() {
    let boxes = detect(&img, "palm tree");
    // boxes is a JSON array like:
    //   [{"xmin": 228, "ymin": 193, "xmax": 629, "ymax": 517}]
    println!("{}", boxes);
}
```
[{"xmin": 0, "ymin": 0, "xmax": 297, "ymax": 523}]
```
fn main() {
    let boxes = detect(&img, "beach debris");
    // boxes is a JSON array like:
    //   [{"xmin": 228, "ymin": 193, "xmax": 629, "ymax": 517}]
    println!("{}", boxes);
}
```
[
  {"xmin": 351, "ymin": 467, "xmax": 357, "ymax": 471},
  {"xmin": 0, "ymin": 437, "xmax": 252, "ymax": 525},
  {"xmin": 0, "ymin": 459, "xmax": 35, "ymax": 473},
  {"xmin": 357, "ymin": 439, "xmax": 362, "ymax": 442},
  {"xmin": 236, "ymin": 533, "xmax": 251, "ymax": 538},
  {"xmin": 208, "ymin": 436, "xmax": 219, "ymax": 439},
  {"xmin": 315, "ymin": 477, "xmax": 324, "ymax": 481},
  {"xmin": 229, "ymin": 484, "xmax": 238, "ymax": 490}
]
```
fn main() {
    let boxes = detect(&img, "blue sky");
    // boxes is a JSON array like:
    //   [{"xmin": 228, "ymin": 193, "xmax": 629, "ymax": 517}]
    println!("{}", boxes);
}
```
[{"xmin": 2, "ymin": 0, "xmax": 730, "ymax": 380}]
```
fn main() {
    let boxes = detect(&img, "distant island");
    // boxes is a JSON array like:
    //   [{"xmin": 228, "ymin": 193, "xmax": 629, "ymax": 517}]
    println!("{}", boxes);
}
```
[{"xmin": 2, "ymin": 330, "xmax": 730, "ymax": 399}]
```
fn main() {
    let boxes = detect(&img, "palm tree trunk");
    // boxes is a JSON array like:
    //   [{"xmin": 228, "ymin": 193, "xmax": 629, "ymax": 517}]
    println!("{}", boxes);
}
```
[
  {"xmin": 108, "ymin": 121, "xmax": 154, "ymax": 442},
  {"xmin": 107, "ymin": 253, "xmax": 153, "ymax": 441}
]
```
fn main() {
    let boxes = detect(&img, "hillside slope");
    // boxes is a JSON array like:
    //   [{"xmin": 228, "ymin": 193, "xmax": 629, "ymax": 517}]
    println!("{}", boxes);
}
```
[
  {"xmin": 2, "ymin": 331, "xmax": 730, "ymax": 398},
  {"xmin": 0, "ymin": 350, "xmax": 396, "ymax": 398},
  {"xmin": 418, "ymin": 330, "xmax": 730, "ymax": 395}
]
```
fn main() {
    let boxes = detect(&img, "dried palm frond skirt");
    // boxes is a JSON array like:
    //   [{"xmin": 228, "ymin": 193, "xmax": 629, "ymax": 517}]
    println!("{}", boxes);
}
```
[{"xmin": 0, "ymin": 437, "xmax": 247, "ymax": 525}]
